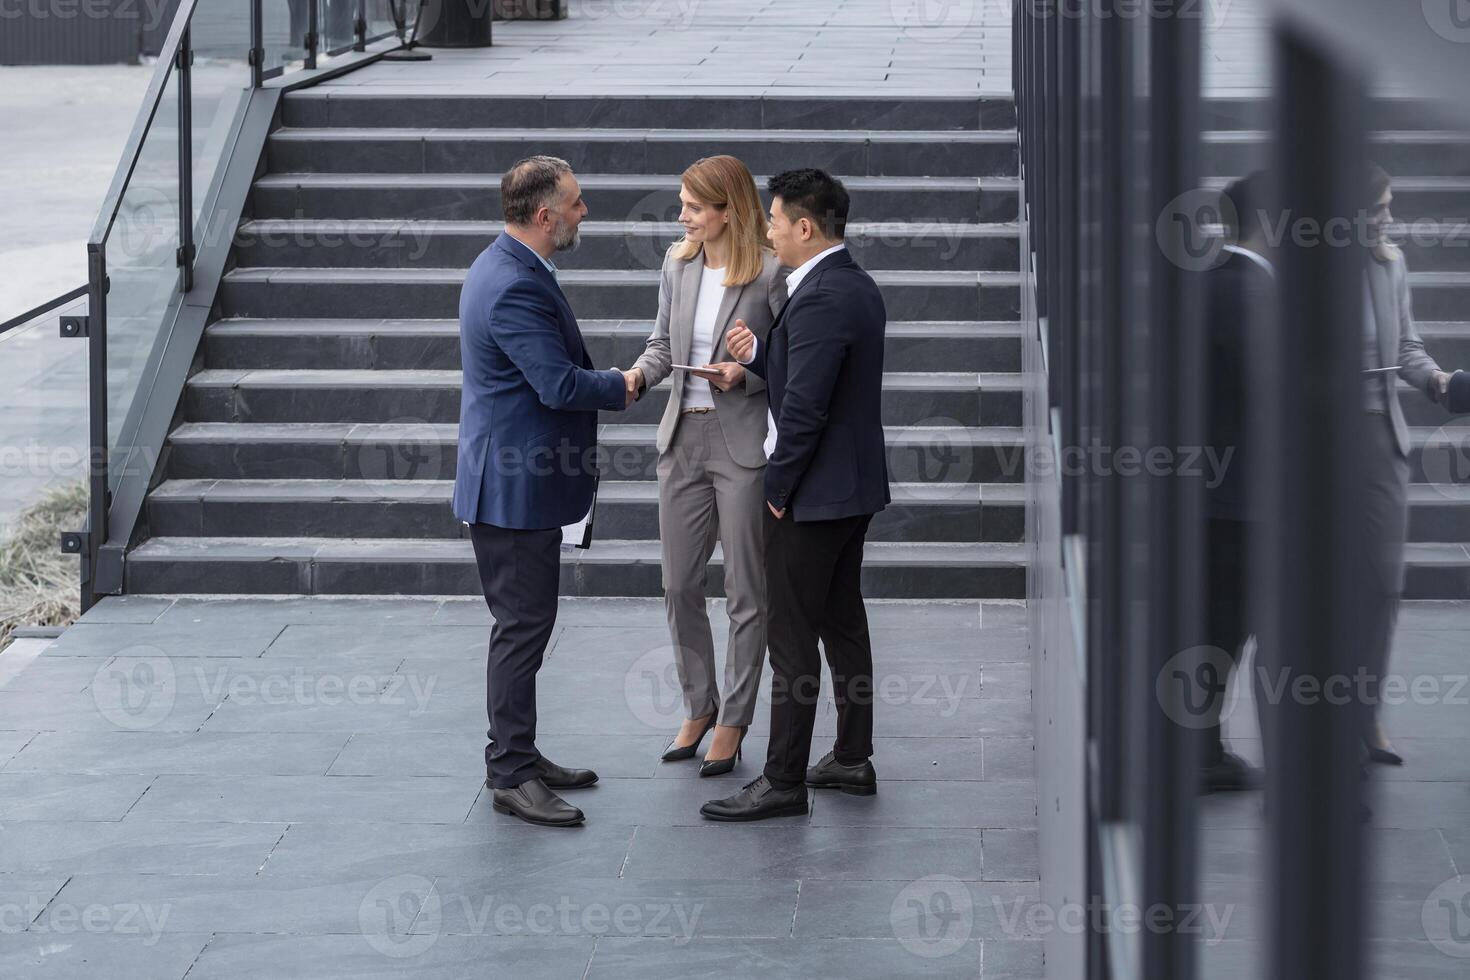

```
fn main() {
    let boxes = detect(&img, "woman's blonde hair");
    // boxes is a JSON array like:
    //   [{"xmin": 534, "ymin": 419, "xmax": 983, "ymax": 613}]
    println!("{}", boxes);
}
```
[{"xmin": 669, "ymin": 155, "xmax": 771, "ymax": 287}]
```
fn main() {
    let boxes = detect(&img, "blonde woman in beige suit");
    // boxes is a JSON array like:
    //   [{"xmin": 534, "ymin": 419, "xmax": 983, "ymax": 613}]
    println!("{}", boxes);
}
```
[{"xmin": 623, "ymin": 156, "xmax": 787, "ymax": 776}]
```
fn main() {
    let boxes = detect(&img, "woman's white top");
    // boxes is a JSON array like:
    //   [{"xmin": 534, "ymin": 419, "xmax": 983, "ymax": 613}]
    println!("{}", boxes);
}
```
[{"xmin": 682, "ymin": 264, "xmax": 727, "ymax": 410}]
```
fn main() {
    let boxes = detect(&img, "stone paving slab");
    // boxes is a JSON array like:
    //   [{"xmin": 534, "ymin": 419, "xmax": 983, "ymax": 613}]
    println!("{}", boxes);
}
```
[{"xmin": 0, "ymin": 595, "xmax": 1036, "ymax": 978}]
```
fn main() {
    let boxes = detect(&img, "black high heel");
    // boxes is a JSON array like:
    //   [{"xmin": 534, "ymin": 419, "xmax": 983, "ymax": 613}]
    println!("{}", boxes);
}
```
[
  {"xmin": 661, "ymin": 713, "xmax": 717, "ymax": 762},
  {"xmin": 1366, "ymin": 743, "xmax": 1404, "ymax": 766},
  {"xmin": 699, "ymin": 726, "xmax": 748, "ymax": 777}
]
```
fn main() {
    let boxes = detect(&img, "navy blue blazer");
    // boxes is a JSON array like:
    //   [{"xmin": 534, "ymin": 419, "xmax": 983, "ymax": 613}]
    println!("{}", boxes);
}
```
[
  {"xmin": 452, "ymin": 232, "xmax": 627, "ymax": 529},
  {"xmin": 745, "ymin": 247, "xmax": 891, "ymax": 522}
]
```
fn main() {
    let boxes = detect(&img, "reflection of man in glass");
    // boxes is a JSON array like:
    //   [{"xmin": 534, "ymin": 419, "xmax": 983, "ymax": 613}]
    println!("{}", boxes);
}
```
[{"xmin": 1198, "ymin": 172, "xmax": 1273, "ymax": 793}]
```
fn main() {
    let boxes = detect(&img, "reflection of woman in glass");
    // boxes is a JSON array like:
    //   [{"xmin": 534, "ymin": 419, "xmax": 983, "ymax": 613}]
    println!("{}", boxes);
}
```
[
  {"xmin": 1359, "ymin": 163, "xmax": 1454, "ymax": 766},
  {"xmin": 626, "ymin": 156, "xmax": 786, "ymax": 776}
]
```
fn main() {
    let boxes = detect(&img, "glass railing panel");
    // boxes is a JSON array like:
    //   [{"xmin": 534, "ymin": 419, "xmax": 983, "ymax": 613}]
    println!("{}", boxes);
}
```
[
  {"xmin": 0, "ymin": 294, "xmax": 92, "ymax": 636},
  {"xmin": 364, "ymin": 0, "xmax": 402, "ymax": 43},
  {"xmin": 102, "ymin": 66, "xmax": 183, "ymax": 488},
  {"xmin": 320, "ymin": 0, "xmax": 361, "ymax": 56},
  {"xmin": 189, "ymin": 1, "xmax": 255, "ymax": 234}
]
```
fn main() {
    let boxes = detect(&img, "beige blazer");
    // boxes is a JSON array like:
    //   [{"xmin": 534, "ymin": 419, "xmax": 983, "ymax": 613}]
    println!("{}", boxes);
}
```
[{"xmin": 633, "ymin": 245, "xmax": 788, "ymax": 469}]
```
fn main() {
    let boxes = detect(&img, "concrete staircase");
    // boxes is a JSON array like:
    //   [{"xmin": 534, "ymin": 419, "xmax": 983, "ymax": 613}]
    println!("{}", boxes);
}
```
[{"xmin": 125, "ymin": 91, "xmax": 1030, "ymax": 598}]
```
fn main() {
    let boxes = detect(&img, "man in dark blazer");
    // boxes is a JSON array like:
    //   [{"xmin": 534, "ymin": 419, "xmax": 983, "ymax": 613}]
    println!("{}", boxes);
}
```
[
  {"xmin": 703, "ymin": 168, "xmax": 891, "ymax": 822},
  {"xmin": 1198, "ymin": 171, "xmax": 1275, "ymax": 793},
  {"xmin": 453, "ymin": 156, "xmax": 636, "ymax": 827}
]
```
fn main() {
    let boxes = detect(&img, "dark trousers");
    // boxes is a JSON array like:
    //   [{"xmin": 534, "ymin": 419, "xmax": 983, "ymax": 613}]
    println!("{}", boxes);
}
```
[
  {"xmin": 762, "ymin": 510, "xmax": 876, "ymax": 789},
  {"xmin": 469, "ymin": 522, "xmax": 562, "ymax": 789}
]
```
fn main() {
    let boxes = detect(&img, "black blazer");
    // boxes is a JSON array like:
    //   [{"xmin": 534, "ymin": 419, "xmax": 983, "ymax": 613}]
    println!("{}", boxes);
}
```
[
  {"xmin": 745, "ymin": 247, "xmax": 891, "ymax": 522},
  {"xmin": 1203, "ymin": 248, "xmax": 1273, "ymax": 522}
]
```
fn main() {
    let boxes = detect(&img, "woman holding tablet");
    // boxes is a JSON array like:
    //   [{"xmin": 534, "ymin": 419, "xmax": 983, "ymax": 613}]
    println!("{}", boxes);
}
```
[{"xmin": 625, "ymin": 155, "xmax": 787, "ymax": 776}]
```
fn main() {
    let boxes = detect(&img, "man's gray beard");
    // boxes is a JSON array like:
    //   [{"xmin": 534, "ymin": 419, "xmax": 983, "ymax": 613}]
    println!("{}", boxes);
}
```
[{"xmin": 553, "ymin": 222, "xmax": 581, "ymax": 252}]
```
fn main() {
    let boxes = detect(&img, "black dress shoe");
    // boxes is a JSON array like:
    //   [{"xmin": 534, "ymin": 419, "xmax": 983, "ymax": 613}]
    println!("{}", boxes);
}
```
[
  {"xmin": 535, "ymin": 755, "xmax": 599, "ymax": 788},
  {"xmin": 1200, "ymin": 751, "xmax": 1262, "ymax": 794},
  {"xmin": 662, "ymin": 712, "xmax": 717, "ymax": 762},
  {"xmin": 699, "ymin": 727, "xmax": 748, "ymax": 778},
  {"xmin": 491, "ymin": 777, "xmax": 585, "ymax": 827},
  {"xmin": 700, "ymin": 774, "xmax": 808, "ymax": 822},
  {"xmin": 805, "ymin": 750, "xmax": 877, "ymax": 796}
]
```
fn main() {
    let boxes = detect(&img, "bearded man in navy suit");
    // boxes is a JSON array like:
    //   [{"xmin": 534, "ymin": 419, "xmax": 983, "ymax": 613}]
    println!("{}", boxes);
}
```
[{"xmin": 453, "ymin": 156, "xmax": 636, "ymax": 828}]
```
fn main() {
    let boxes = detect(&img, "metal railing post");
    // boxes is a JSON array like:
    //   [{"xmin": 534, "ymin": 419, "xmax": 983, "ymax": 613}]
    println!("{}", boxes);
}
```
[
  {"xmin": 307, "ymin": 0, "xmax": 320, "ymax": 68},
  {"xmin": 81, "ymin": 244, "xmax": 109, "ymax": 612},
  {"xmin": 354, "ymin": 0, "xmax": 368, "ymax": 51},
  {"xmin": 250, "ymin": 0, "xmax": 265, "ymax": 87},
  {"xmin": 176, "ymin": 27, "xmax": 195, "ymax": 294}
]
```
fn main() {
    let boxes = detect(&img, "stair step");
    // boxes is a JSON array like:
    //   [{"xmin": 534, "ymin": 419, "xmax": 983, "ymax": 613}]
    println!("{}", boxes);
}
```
[
  {"xmin": 1409, "ymin": 483, "xmax": 1470, "ymax": 542},
  {"xmin": 280, "ymin": 91, "xmax": 1018, "ymax": 132},
  {"xmin": 1204, "ymin": 130, "xmax": 1470, "ymax": 178},
  {"xmin": 231, "ymin": 218, "xmax": 1022, "ymax": 272},
  {"xmin": 266, "ymin": 127, "xmax": 1020, "ymax": 178},
  {"xmin": 124, "ymin": 536, "xmax": 1029, "ymax": 598},
  {"xmin": 146, "ymin": 479, "xmax": 1024, "ymax": 543},
  {"xmin": 250, "ymin": 172, "xmax": 1021, "ymax": 224},
  {"xmin": 203, "ymin": 318, "xmax": 1024, "ymax": 373},
  {"xmin": 163, "ymin": 422, "xmax": 1028, "ymax": 484},
  {"xmin": 218, "ymin": 267, "xmax": 1024, "ymax": 321},
  {"xmin": 181, "ymin": 368, "xmax": 1024, "ymax": 427}
]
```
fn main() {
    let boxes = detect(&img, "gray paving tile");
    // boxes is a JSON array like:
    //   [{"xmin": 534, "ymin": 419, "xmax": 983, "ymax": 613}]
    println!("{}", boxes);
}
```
[
  {"xmin": 983, "ymin": 737, "xmax": 1035, "ymax": 780},
  {"xmin": 122, "ymin": 774, "xmax": 478, "ymax": 824},
  {"xmin": 155, "ymin": 596, "xmax": 443, "ymax": 628},
  {"xmin": 0, "ymin": 656, "xmax": 109, "ymax": 694},
  {"xmin": 877, "ymin": 696, "xmax": 1032, "ymax": 737},
  {"xmin": 0, "ymin": 873, "xmax": 69, "ymax": 926},
  {"xmin": 808, "ymin": 779, "xmax": 1034, "ymax": 829},
  {"xmin": 0, "ymin": 731, "xmax": 36, "ymax": 767},
  {"xmin": 261, "ymin": 820, "xmax": 636, "ymax": 880},
  {"xmin": 328, "ymin": 732, "xmax": 667, "ymax": 779},
  {"xmin": 794, "ymin": 878, "xmax": 1041, "ymax": 940},
  {"xmin": 0, "ymin": 820, "xmax": 286, "ymax": 875},
  {"xmin": 0, "ymin": 933, "xmax": 211, "ymax": 980},
  {"xmin": 42, "ymin": 622, "xmax": 285, "ymax": 659},
  {"xmin": 198, "ymin": 686, "xmax": 480, "ymax": 735},
  {"xmin": 49, "ymin": 872, "xmax": 434, "ymax": 935},
  {"xmin": 0, "ymin": 773, "xmax": 152, "ymax": 821},
  {"xmin": 1370, "ymin": 738, "xmax": 1470, "ymax": 781},
  {"xmin": 185, "ymin": 933, "xmax": 595, "ymax": 980},
  {"xmin": 0, "ymin": 687, "xmax": 224, "ymax": 734},
  {"xmin": 75, "ymin": 595, "xmax": 176, "ymax": 625},
  {"xmin": 1439, "ymin": 828, "xmax": 1470, "ymax": 874},
  {"xmin": 586, "ymin": 937, "xmax": 984, "ymax": 980},
  {"xmin": 1369, "ymin": 780, "xmax": 1470, "ymax": 829},
  {"xmin": 983, "ymin": 829, "xmax": 1039, "ymax": 881},
  {"xmin": 984, "ymin": 662, "xmax": 1033, "ymax": 699},
  {"xmin": 261, "ymin": 624, "xmax": 485, "ymax": 660},
  {"xmin": 422, "ymin": 876, "xmax": 798, "ymax": 939},
  {"xmin": 4, "ymin": 731, "xmax": 349, "ymax": 776},
  {"xmin": 623, "ymin": 825, "xmax": 985, "ymax": 881},
  {"xmin": 869, "ymin": 626, "xmax": 1029, "ymax": 663}
]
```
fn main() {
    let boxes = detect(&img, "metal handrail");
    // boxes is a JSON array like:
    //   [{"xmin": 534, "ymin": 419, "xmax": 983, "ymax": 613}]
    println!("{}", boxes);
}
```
[
  {"xmin": 87, "ymin": 0, "xmax": 200, "ymax": 251},
  {"xmin": 65, "ymin": 0, "xmax": 410, "ymax": 611},
  {"xmin": 0, "ymin": 285, "xmax": 87, "ymax": 338}
]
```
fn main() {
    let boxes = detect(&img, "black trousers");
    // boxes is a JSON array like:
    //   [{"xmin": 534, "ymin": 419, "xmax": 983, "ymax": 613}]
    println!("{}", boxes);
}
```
[
  {"xmin": 469, "ymin": 522, "xmax": 562, "ymax": 789},
  {"xmin": 762, "ymin": 510, "xmax": 876, "ymax": 788}
]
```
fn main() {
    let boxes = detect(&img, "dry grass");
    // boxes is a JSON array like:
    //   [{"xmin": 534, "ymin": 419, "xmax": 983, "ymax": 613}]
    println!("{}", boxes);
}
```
[{"xmin": 0, "ymin": 480, "xmax": 86, "ymax": 652}]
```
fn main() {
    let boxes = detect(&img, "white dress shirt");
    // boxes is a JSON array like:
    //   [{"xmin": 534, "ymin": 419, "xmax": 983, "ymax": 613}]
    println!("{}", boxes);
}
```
[
  {"xmin": 683, "ymin": 264, "xmax": 726, "ymax": 410},
  {"xmin": 737, "ymin": 243, "xmax": 848, "ymax": 459}
]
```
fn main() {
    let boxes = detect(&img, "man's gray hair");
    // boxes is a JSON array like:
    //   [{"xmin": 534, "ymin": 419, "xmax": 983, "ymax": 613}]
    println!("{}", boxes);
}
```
[{"xmin": 501, "ymin": 155, "xmax": 574, "ymax": 225}]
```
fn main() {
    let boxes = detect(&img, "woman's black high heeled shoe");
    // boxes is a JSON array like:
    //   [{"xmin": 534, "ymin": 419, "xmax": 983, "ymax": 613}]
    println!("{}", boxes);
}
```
[
  {"xmin": 699, "ymin": 726, "xmax": 748, "ymax": 777},
  {"xmin": 661, "ymin": 713, "xmax": 717, "ymax": 762}
]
